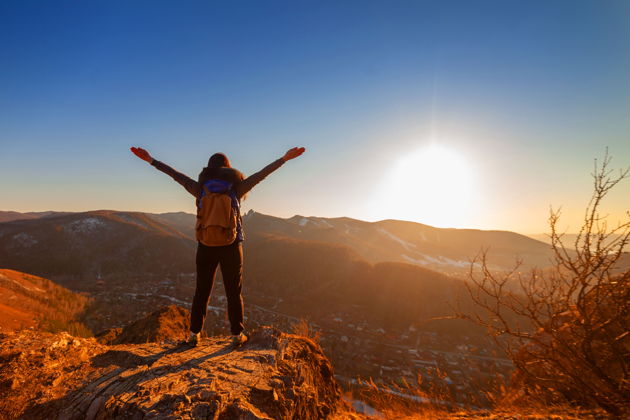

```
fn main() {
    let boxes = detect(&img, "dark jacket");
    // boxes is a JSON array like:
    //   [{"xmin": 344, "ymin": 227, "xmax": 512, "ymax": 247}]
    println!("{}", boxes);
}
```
[
  {"xmin": 151, "ymin": 158, "xmax": 285, "ymax": 242},
  {"xmin": 150, "ymin": 158, "xmax": 285, "ymax": 201}
]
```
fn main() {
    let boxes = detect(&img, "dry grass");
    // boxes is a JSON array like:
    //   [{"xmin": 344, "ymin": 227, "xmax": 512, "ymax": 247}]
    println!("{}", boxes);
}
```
[
  {"xmin": 351, "ymin": 375, "xmax": 454, "ymax": 419},
  {"xmin": 0, "ymin": 269, "xmax": 92, "ymax": 337},
  {"xmin": 290, "ymin": 318, "xmax": 321, "ymax": 344},
  {"xmin": 345, "ymin": 375, "xmax": 612, "ymax": 419}
]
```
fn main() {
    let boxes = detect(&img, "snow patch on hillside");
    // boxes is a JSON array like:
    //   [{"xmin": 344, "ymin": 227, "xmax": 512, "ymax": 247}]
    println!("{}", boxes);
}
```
[
  {"xmin": 12, "ymin": 233, "xmax": 38, "ymax": 247},
  {"xmin": 401, "ymin": 254, "xmax": 428, "ymax": 265},
  {"xmin": 315, "ymin": 218, "xmax": 334, "ymax": 228},
  {"xmin": 343, "ymin": 224, "xmax": 356, "ymax": 234},
  {"xmin": 298, "ymin": 217, "xmax": 335, "ymax": 228},
  {"xmin": 378, "ymin": 228, "xmax": 417, "ymax": 251},
  {"xmin": 65, "ymin": 217, "xmax": 106, "ymax": 234},
  {"xmin": 402, "ymin": 253, "xmax": 469, "ymax": 268}
]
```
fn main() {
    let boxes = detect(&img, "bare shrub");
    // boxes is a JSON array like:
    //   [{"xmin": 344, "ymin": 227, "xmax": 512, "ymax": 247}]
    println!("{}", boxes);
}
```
[{"xmin": 459, "ymin": 151, "xmax": 629, "ymax": 416}]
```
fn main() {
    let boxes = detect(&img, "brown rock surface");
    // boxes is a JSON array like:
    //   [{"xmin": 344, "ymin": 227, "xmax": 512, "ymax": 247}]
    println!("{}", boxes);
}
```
[
  {"xmin": 95, "ymin": 305, "xmax": 190, "ymax": 345},
  {"xmin": 0, "ymin": 326, "xmax": 343, "ymax": 419}
]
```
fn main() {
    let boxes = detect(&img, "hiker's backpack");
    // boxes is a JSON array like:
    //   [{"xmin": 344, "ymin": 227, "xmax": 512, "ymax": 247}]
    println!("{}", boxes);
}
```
[{"xmin": 195, "ymin": 179, "xmax": 240, "ymax": 246}]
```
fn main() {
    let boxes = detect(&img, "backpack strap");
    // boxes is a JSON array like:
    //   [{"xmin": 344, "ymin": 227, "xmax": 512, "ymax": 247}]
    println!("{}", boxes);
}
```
[{"xmin": 199, "ymin": 179, "xmax": 233, "ymax": 209}]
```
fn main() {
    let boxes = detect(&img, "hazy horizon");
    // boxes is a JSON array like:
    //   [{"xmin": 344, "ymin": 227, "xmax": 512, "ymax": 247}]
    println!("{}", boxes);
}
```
[
  {"xmin": 0, "ymin": 207, "xmax": 608, "ymax": 237},
  {"xmin": 2, "ymin": 1, "xmax": 629, "ymax": 233}
]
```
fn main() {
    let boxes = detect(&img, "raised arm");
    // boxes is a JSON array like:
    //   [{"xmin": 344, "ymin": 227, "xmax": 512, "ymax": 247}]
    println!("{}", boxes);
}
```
[
  {"xmin": 235, "ymin": 147, "xmax": 305, "ymax": 198},
  {"xmin": 130, "ymin": 147, "xmax": 201, "ymax": 198}
]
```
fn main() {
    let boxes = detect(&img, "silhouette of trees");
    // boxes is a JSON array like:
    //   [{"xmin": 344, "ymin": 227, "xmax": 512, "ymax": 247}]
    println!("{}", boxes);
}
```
[{"xmin": 460, "ymin": 151, "xmax": 629, "ymax": 416}]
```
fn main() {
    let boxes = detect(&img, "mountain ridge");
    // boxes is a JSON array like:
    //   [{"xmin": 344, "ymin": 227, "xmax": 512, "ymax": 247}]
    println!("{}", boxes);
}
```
[
  {"xmin": 0, "ymin": 210, "xmax": 196, "ymax": 281},
  {"xmin": 0, "ymin": 209, "xmax": 557, "ymax": 279},
  {"xmin": 241, "ymin": 210, "xmax": 554, "ymax": 274}
]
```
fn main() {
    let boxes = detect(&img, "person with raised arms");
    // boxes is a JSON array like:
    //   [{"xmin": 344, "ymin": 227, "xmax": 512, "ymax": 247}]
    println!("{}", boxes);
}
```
[{"xmin": 130, "ymin": 146, "xmax": 306, "ymax": 346}]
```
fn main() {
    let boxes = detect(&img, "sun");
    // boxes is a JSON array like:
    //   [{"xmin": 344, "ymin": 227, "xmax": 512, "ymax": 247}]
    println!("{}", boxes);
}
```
[{"xmin": 369, "ymin": 144, "xmax": 476, "ymax": 227}]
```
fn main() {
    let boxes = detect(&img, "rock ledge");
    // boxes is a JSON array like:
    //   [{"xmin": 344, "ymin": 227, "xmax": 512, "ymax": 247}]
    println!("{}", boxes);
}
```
[{"xmin": 0, "ymin": 326, "xmax": 343, "ymax": 419}]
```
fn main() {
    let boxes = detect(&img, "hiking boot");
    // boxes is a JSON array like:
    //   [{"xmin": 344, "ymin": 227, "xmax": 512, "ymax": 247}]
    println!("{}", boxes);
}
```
[
  {"xmin": 179, "ymin": 332, "xmax": 200, "ymax": 347},
  {"xmin": 232, "ymin": 332, "xmax": 248, "ymax": 346}
]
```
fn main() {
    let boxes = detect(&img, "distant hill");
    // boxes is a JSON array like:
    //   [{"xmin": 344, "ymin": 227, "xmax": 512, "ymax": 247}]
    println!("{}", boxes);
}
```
[
  {"xmin": 0, "ymin": 211, "xmax": 71, "ymax": 223},
  {"xmin": 149, "ymin": 210, "xmax": 556, "ymax": 275},
  {"xmin": 527, "ymin": 232, "xmax": 625, "ymax": 247},
  {"xmin": 147, "ymin": 211, "xmax": 196, "ymax": 238},
  {"xmin": 244, "ymin": 211, "xmax": 559, "ymax": 274},
  {"xmin": 0, "ymin": 210, "xmax": 196, "ymax": 283},
  {"xmin": 1, "ymin": 209, "xmax": 558, "ymax": 280},
  {"xmin": 0, "ymin": 269, "xmax": 90, "ymax": 335},
  {"xmin": 243, "ymin": 233, "xmax": 473, "ymax": 331}
]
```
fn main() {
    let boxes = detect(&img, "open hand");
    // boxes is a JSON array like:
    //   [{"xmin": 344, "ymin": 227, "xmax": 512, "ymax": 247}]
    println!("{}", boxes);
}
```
[
  {"xmin": 130, "ymin": 147, "xmax": 153, "ymax": 163},
  {"xmin": 282, "ymin": 147, "xmax": 306, "ymax": 162}
]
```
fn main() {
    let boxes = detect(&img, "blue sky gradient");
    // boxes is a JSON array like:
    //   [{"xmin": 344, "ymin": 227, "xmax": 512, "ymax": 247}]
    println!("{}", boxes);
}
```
[{"xmin": 1, "ymin": 1, "xmax": 629, "ymax": 232}]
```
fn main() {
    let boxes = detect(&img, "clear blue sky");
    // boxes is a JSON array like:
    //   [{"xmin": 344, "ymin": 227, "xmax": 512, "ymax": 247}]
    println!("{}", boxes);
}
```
[{"xmin": 1, "ymin": 0, "xmax": 629, "ymax": 232}]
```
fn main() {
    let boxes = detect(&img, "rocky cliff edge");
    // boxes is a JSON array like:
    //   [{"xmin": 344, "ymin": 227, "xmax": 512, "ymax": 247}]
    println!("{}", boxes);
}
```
[{"xmin": 0, "ymin": 326, "xmax": 347, "ymax": 419}]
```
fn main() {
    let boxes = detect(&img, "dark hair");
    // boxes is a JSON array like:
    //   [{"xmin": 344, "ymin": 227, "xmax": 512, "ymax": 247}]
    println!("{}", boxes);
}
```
[
  {"xmin": 198, "ymin": 152, "xmax": 244, "ymax": 186},
  {"xmin": 208, "ymin": 153, "xmax": 231, "ymax": 168}
]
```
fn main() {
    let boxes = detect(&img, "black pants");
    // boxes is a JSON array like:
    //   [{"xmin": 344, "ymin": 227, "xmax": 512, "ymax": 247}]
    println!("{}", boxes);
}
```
[{"xmin": 190, "ymin": 241, "xmax": 244, "ymax": 335}]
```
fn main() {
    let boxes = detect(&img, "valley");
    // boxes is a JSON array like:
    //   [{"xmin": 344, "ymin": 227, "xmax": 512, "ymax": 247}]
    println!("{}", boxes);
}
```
[{"xmin": 0, "ymin": 209, "xmax": 581, "ymax": 407}]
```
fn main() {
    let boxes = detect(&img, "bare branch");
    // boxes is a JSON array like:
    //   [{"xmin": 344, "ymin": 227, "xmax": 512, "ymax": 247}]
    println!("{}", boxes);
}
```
[{"xmin": 457, "ymin": 150, "xmax": 630, "ymax": 416}]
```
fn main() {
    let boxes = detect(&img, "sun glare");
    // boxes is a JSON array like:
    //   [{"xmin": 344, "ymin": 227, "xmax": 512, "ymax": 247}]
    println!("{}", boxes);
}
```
[{"xmin": 370, "ymin": 144, "xmax": 476, "ymax": 227}]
